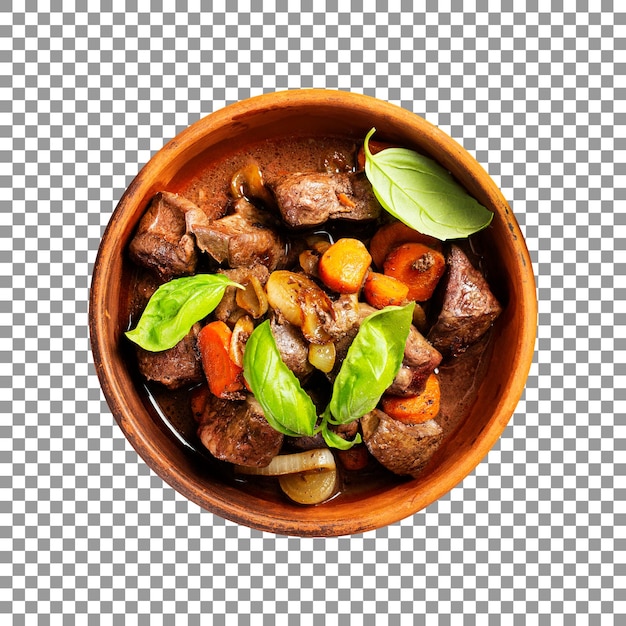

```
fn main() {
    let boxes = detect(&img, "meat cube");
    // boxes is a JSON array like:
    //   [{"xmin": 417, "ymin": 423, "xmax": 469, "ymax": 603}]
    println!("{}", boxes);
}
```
[
  {"xmin": 361, "ymin": 409, "xmax": 443, "ymax": 477},
  {"xmin": 269, "ymin": 314, "xmax": 314, "ymax": 382},
  {"xmin": 427, "ymin": 245, "xmax": 502, "ymax": 356},
  {"xmin": 197, "ymin": 395, "xmax": 284, "ymax": 468},
  {"xmin": 134, "ymin": 324, "xmax": 203, "ymax": 390},
  {"xmin": 271, "ymin": 171, "xmax": 381, "ymax": 228},
  {"xmin": 385, "ymin": 325, "xmax": 443, "ymax": 396},
  {"xmin": 187, "ymin": 198, "xmax": 288, "ymax": 271},
  {"xmin": 128, "ymin": 191, "xmax": 198, "ymax": 280}
]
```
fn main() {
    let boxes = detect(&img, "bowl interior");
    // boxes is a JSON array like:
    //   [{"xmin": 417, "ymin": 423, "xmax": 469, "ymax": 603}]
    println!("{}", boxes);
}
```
[{"xmin": 89, "ymin": 90, "xmax": 537, "ymax": 536}]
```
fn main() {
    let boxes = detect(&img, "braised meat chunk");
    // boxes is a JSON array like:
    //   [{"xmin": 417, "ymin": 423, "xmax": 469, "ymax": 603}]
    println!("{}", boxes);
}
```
[
  {"xmin": 188, "ymin": 198, "xmax": 288, "ymax": 271},
  {"xmin": 128, "ymin": 191, "xmax": 198, "ymax": 281},
  {"xmin": 386, "ymin": 324, "xmax": 443, "ymax": 396},
  {"xmin": 428, "ymin": 245, "xmax": 502, "ymax": 356},
  {"xmin": 361, "ymin": 409, "xmax": 443, "ymax": 477},
  {"xmin": 134, "ymin": 324, "xmax": 204, "ymax": 390},
  {"xmin": 270, "ymin": 314, "xmax": 314, "ymax": 382},
  {"xmin": 271, "ymin": 171, "xmax": 381, "ymax": 228},
  {"xmin": 197, "ymin": 395, "xmax": 284, "ymax": 467}
]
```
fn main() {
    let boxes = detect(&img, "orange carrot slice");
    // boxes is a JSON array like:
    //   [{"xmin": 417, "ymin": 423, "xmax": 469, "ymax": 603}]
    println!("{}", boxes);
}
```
[
  {"xmin": 363, "ymin": 271, "xmax": 410, "ymax": 309},
  {"xmin": 197, "ymin": 321, "xmax": 244, "ymax": 399},
  {"xmin": 318, "ymin": 238, "xmax": 372, "ymax": 294},
  {"xmin": 369, "ymin": 220, "xmax": 442, "ymax": 270},
  {"xmin": 383, "ymin": 242, "xmax": 446, "ymax": 301},
  {"xmin": 381, "ymin": 373, "xmax": 441, "ymax": 424}
]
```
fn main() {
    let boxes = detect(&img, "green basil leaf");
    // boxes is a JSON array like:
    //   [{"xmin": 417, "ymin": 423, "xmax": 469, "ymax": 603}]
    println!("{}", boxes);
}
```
[
  {"xmin": 328, "ymin": 303, "xmax": 414, "ymax": 424},
  {"xmin": 364, "ymin": 127, "xmax": 493, "ymax": 240},
  {"xmin": 243, "ymin": 320, "xmax": 318, "ymax": 437},
  {"xmin": 125, "ymin": 273, "xmax": 242, "ymax": 352},
  {"xmin": 320, "ymin": 418, "xmax": 362, "ymax": 451}
]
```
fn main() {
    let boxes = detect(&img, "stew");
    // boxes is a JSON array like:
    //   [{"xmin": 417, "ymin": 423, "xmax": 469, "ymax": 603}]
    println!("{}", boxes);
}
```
[{"xmin": 123, "ymin": 132, "xmax": 503, "ymax": 505}]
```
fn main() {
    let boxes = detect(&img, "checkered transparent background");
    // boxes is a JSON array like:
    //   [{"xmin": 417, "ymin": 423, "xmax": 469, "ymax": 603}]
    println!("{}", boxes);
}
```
[{"xmin": 2, "ymin": 2, "xmax": 624, "ymax": 624}]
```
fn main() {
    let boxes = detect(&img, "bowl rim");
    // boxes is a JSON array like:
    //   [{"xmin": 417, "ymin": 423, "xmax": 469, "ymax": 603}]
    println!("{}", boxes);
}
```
[{"xmin": 89, "ymin": 88, "xmax": 538, "ymax": 536}]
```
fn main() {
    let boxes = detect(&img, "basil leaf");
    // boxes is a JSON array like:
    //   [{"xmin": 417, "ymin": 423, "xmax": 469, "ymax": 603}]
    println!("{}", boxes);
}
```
[
  {"xmin": 243, "ymin": 320, "xmax": 318, "ymax": 437},
  {"xmin": 320, "ymin": 418, "xmax": 362, "ymax": 451},
  {"xmin": 364, "ymin": 128, "xmax": 493, "ymax": 240},
  {"xmin": 125, "ymin": 273, "xmax": 242, "ymax": 352},
  {"xmin": 328, "ymin": 303, "xmax": 414, "ymax": 424}
]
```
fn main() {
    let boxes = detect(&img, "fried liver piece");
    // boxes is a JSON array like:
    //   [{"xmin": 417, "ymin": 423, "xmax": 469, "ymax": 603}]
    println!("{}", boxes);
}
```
[
  {"xmin": 128, "ymin": 191, "xmax": 199, "ymax": 281},
  {"xmin": 427, "ymin": 245, "xmax": 502, "ymax": 357},
  {"xmin": 197, "ymin": 394, "xmax": 284, "ymax": 468},
  {"xmin": 271, "ymin": 171, "xmax": 381, "ymax": 228},
  {"xmin": 361, "ymin": 409, "xmax": 443, "ymax": 477}
]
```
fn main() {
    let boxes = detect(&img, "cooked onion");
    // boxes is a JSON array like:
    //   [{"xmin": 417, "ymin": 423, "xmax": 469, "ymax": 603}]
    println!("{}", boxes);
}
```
[
  {"xmin": 265, "ymin": 271, "xmax": 334, "ymax": 340},
  {"xmin": 311, "ymin": 239, "xmax": 331, "ymax": 255},
  {"xmin": 265, "ymin": 270, "xmax": 307, "ymax": 326},
  {"xmin": 235, "ymin": 448, "xmax": 336, "ymax": 476},
  {"xmin": 308, "ymin": 342, "xmax": 336, "ymax": 373},
  {"xmin": 279, "ymin": 468, "xmax": 338, "ymax": 505},
  {"xmin": 299, "ymin": 249, "xmax": 320, "ymax": 276},
  {"xmin": 229, "ymin": 315, "xmax": 254, "ymax": 367},
  {"xmin": 236, "ymin": 275, "xmax": 269, "ymax": 319}
]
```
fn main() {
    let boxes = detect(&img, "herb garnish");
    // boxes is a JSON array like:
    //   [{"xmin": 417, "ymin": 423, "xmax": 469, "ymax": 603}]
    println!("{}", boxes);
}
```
[
  {"xmin": 125, "ymin": 273, "xmax": 243, "ymax": 352},
  {"xmin": 243, "ymin": 303, "xmax": 414, "ymax": 450},
  {"xmin": 363, "ymin": 127, "xmax": 493, "ymax": 240},
  {"xmin": 242, "ymin": 320, "xmax": 318, "ymax": 438}
]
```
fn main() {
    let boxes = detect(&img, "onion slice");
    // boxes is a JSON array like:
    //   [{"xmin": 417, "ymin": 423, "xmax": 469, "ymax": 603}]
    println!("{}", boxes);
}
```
[
  {"xmin": 235, "ymin": 448, "xmax": 336, "ymax": 476},
  {"xmin": 279, "ymin": 469, "xmax": 337, "ymax": 505},
  {"xmin": 236, "ymin": 275, "xmax": 269, "ymax": 319},
  {"xmin": 308, "ymin": 342, "xmax": 336, "ymax": 373}
]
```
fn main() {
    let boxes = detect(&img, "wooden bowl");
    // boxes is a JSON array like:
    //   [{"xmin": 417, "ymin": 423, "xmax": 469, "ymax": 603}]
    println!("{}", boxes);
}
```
[{"xmin": 89, "ymin": 89, "xmax": 537, "ymax": 537}]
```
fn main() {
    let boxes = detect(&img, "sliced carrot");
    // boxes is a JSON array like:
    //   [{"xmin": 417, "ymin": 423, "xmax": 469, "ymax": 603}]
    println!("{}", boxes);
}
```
[
  {"xmin": 317, "ymin": 238, "xmax": 372, "ymax": 294},
  {"xmin": 197, "ymin": 320, "xmax": 244, "ymax": 399},
  {"xmin": 190, "ymin": 384, "xmax": 210, "ymax": 423},
  {"xmin": 369, "ymin": 220, "xmax": 443, "ymax": 270},
  {"xmin": 383, "ymin": 242, "xmax": 446, "ymax": 302},
  {"xmin": 381, "ymin": 373, "xmax": 441, "ymax": 424},
  {"xmin": 363, "ymin": 271, "xmax": 409, "ymax": 309}
]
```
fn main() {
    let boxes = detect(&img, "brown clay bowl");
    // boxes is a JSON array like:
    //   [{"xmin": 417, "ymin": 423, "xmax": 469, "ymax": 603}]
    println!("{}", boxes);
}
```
[{"xmin": 89, "ymin": 89, "xmax": 537, "ymax": 537}]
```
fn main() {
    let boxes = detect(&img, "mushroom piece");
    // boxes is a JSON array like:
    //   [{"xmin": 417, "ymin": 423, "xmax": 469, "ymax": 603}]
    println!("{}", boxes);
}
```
[{"xmin": 230, "ymin": 161, "xmax": 276, "ymax": 208}]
